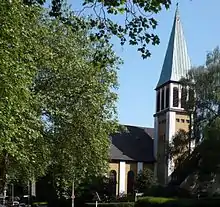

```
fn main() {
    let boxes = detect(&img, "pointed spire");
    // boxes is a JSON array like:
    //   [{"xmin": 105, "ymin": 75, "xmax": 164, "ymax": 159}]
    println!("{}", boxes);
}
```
[
  {"xmin": 175, "ymin": 2, "xmax": 179, "ymax": 16},
  {"xmin": 156, "ymin": 6, "xmax": 191, "ymax": 89}
]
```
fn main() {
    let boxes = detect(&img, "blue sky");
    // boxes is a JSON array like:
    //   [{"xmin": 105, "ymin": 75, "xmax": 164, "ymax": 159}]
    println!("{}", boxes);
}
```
[{"xmin": 68, "ymin": 0, "xmax": 220, "ymax": 127}]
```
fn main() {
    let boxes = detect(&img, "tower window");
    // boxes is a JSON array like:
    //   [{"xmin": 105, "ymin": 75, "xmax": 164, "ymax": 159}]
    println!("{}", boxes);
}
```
[
  {"xmin": 161, "ymin": 89, "xmax": 165, "ymax": 110},
  {"xmin": 181, "ymin": 119, "xmax": 185, "ymax": 123},
  {"xmin": 156, "ymin": 91, "xmax": 160, "ymax": 112},
  {"xmin": 166, "ymin": 87, "xmax": 170, "ymax": 108},
  {"xmin": 189, "ymin": 89, "xmax": 195, "ymax": 103},
  {"xmin": 176, "ymin": 118, "xmax": 180, "ymax": 122},
  {"xmin": 181, "ymin": 87, "xmax": 187, "ymax": 109},
  {"xmin": 173, "ymin": 87, "xmax": 179, "ymax": 107}
]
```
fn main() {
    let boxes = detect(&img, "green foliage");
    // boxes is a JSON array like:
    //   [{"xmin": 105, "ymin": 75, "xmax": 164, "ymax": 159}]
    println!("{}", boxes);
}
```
[
  {"xmin": 168, "ymin": 129, "xmax": 190, "ymax": 169},
  {"xmin": 1, "ymin": 0, "xmax": 121, "ymax": 197},
  {"xmin": 171, "ymin": 46, "xmax": 220, "ymax": 190},
  {"xmin": 0, "ymin": 0, "xmax": 51, "ymax": 192},
  {"xmin": 180, "ymin": 46, "xmax": 220, "ymax": 143},
  {"xmin": 76, "ymin": 175, "xmax": 112, "ymax": 203},
  {"xmin": 23, "ymin": 0, "xmax": 172, "ymax": 58},
  {"xmin": 86, "ymin": 202, "xmax": 134, "ymax": 207},
  {"xmin": 135, "ymin": 168, "xmax": 158, "ymax": 194},
  {"xmin": 33, "ymin": 16, "xmax": 121, "ymax": 196}
]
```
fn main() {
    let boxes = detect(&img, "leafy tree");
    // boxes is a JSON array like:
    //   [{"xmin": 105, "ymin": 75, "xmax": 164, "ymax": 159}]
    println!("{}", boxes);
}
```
[
  {"xmin": 168, "ymin": 129, "xmax": 190, "ymax": 170},
  {"xmin": 169, "ymin": 47, "xmax": 220, "ymax": 169},
  {"xmin": 23, "ymin": 0, "xmax": 172, "ymax": 58},
  {"xmin": 182, "ymin": 46, "xmax": 220, "ymax": 143},
  {"xmin": 136, "ymin": 168, "xmax": 158, "ymax": 194},
  {"xmin": 1, "ymin": 0, "xmax": 121, "ymax": 199},
  {"xmin": 0, "ymin": 0, "xmax": 51, "ymax": 195},
  {"xmin": 170, "ymin": 47, "xmax": 220, "ymax": 189},
  {"xmin": 33, "ymin": 11, "xmax": 121, "ymax": 199}
]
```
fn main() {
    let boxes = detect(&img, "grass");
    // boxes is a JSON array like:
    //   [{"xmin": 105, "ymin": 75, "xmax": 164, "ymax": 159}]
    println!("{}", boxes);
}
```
[{"xmin": 138, "ymin": 196, "xmax": 177, "ymax": 203}]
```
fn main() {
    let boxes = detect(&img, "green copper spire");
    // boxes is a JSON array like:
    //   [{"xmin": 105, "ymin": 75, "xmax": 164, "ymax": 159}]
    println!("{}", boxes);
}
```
[{"xmin": 156, "ymin": 6, "xmax": 191, "ymax": 89}]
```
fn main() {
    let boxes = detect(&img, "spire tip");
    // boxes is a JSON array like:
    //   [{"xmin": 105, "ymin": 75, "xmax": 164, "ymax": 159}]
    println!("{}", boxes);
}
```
[{"xmin": 175, "ymin": 2, "xmax": 179, "ymax": 17}]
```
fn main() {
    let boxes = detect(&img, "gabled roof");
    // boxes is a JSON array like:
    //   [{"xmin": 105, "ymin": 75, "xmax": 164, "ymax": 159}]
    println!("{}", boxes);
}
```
[
  {"xmin": 156, "ymin": 7, "xmax": 191, "ymax": 89},
  {"xmin": 110, "ymin": 125, "xmax": 155, "ymax": 163}
]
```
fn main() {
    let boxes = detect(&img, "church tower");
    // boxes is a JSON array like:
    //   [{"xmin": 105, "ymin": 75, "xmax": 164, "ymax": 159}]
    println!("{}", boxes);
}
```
[{"xmin": 154, "ymin": 6, "xmax": 191, "ymax": 185}]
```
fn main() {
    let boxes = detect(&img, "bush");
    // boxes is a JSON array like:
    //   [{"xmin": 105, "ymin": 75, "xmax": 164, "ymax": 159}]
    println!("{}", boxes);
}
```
[
  {"xmin": 146, "ymin": 185, "xmax": 191, "ymax": 198},
  {"xmin": 86, "ymin": 202, "xmax": 134, "ymax": 207},
  {"xmin": 136, "ymin": 168, "xmax": 158, "ymax": 195},
  {"xmin": 135, "ymin": 196, "xmax": 220, "ymax": 207}
]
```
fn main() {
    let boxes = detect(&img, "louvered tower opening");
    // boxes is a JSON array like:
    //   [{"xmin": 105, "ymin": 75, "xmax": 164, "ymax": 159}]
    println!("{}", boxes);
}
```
[{"xmin": 173, "ymin": 87, "xmax": 179, "ymax": 107}]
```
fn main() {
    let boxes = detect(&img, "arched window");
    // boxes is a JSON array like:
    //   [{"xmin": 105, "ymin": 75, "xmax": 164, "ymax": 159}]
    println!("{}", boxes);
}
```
[
  {"xmin": 166, "ymin": 87, "xmax": 170, "ymax": 108},
  {"xmin": 109, "ymin": 170, "xmax": 117, "ymax": 196},
  {"xmin": 181, "ymin": 87, "xmax": 187, "ymax": 109},
  {"xmin": 156, "ymin": 91, "xmax": 160, "ymax": 112},
  {"xmin": 173, "ymin": 87, "xmax": 179, "ymax": 107},
  {"xmin": 127, "ymin": 171, "xmax": 135, "ymax": 194},
  {"xmin": 161, "ymin": 89, "xmax": 165, "ymax": 110}
]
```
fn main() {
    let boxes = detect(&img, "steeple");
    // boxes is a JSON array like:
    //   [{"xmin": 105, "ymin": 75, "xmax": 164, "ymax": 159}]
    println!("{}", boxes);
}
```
[
  {"xmin": 154, "ymin": 5, "xmax": 192, "ymax": 185},
  {"xmin": 156, "ymin": 5, "xmax": 191, "ymax": 89}
]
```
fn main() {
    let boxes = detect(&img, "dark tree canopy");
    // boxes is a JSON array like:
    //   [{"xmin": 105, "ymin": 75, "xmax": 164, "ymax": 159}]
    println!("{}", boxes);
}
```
[
  {"xmin": 170, "ymin": 47, "xmax": 220, "ymax": 190},
  {"xmin": 136, "ymin": 168, "xmax": 158, "ymax": 194}
]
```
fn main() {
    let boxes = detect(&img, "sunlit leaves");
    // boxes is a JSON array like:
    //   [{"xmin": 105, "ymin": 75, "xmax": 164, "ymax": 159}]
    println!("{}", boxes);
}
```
[
  {"xmin": 0, "ymin": 0, "xmax": 50, "ymax": 189},
  {"xmin": 1, "ymin": 1, "xmax": 121, "ymax": 197},
  {"xmin": 32, "ymin": 15, "xmax": 121, "ymax": 196},
  {"xmin": 23, "ymin": 0, "xmax": 171, "ymax": 59}
]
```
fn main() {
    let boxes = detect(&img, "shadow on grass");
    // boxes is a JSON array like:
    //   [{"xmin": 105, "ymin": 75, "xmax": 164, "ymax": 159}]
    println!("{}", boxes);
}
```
[{"xmin": 135, "ymin": 196, "xmax": 220, "ymax": 207}]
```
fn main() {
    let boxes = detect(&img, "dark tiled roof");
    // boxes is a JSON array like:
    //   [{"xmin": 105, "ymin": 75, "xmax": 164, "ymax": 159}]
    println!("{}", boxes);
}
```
[{"xmin": 110, "ymin": 125, "xmax": 155, "ymax": 163}]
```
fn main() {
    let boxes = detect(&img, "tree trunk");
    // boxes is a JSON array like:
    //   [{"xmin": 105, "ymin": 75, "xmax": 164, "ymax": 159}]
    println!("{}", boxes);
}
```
[
  {"xmin": 0, "ymin": 151, "xmax": 8, "ymax": 205},
  {"xmin": 188, "ymin": 113, "xmax": 192, "ymax": 156}
]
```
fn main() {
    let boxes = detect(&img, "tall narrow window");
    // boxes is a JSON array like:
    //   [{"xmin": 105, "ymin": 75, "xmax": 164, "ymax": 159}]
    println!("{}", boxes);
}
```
[
  {"xmin": 166, "ymin": 87, "xmax": 170, "ymax": 108},
  {"xmin": 189, "ymin": 89, "xmax": 195, "ymax": 103},
  {"xmin": 161, "ymin": 89, "xmax": 165, "ymax": 110},
  {"xmin": 109, "ymin": 170, "xmax": 117, "ymax": 196},
  {"xmin": 156, "ymin": 91, "xmax": 160, "ymax": 112},
  {"xmin": 173, "ymin": 87, "xmax": 179, "ymax": 107},
  {"xmin": 181, "ymin": 87, "xmax": 187, "ymax": 109},
  {"xmin": 127, "ymin": 171, "xmax": 135, "ymax": 194}
]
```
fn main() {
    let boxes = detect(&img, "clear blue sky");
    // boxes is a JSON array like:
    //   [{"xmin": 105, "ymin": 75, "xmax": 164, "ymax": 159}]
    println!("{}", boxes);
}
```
[{"xmin": 68, "ymin": 0, "xmax": 220, "ymax": 127}]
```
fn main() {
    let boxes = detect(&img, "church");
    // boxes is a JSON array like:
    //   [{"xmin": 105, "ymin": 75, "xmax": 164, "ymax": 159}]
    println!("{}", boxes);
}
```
[
  {"xmin": 20, "ymin": 6, "xmax": 192, "ymax": 200},
  {"xmin": 109, "ymin": 6, "xmax": 191, "ymax": 195}
]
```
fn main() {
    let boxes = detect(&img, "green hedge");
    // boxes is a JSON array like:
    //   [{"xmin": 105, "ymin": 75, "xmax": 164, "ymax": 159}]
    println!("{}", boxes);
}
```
[
  {"xmin": 135, "ymin": 196, "xmax": 220, "ymax": 207},
  {"xmin": 86, "ymin": 202, "xmax": 134, "ymax": 207}
]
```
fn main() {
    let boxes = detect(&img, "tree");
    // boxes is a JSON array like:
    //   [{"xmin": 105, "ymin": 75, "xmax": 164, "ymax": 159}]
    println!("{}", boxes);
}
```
[
  {"xmin": 33, "ymin": 10, "xmax": 121, "ymax": 198},
  {"xmin": 169, "ymin": 47, "xmax": 220, "ymax": 190},
  {"xmin": 168, "ymin": 129, "xmax": 190, "ymax": 169},
  {"xmin": 169, "ymin": 47, "xmax": 220, "ymax": 169},
  {"xmin": 1, "ymin": 0, "xmax": 121, "ymax": 199},
  {"xmin": 0, "ymin": 0, "xmax": 51, "ymax": 195},
  {"xmin": 135, "ymin": 168, "xmax": 158, "ymax": 194},
  {"xmin": 23, "ymin": 0, "xmax": 172, "ymax": 58},
  {"xmin": 182, "ymin": 47, "xmax": 220, "ymax": 143}
]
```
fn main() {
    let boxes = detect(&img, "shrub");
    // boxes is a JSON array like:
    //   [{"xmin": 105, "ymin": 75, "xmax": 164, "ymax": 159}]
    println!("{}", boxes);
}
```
[
  {"xmin": 148, "ymin": 185, "xmax": 191, "ymax": 198},
  {"xmin": 135, "ymin": 168, "xmax": 158, "ymax": 195},
  {"xmin": 86, "ymin": 202, "xmax": 134, "ymax": 207}
]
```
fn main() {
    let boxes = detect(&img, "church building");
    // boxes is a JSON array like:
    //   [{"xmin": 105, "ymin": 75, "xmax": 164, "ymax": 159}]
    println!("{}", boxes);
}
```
[
  {"xmin": 23, "ymin": 5, "xmax": 192, "ymax": 200},
  {"xmin": 109, "ymin": 6, "xmax": 192, "ymax": 195}
]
